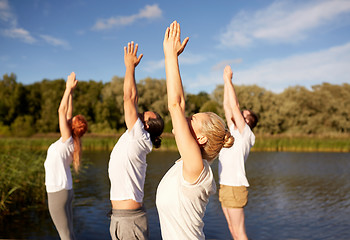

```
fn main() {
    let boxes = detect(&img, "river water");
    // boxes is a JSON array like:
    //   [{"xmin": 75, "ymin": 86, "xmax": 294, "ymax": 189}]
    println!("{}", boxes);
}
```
[{"xmin": 1, "ymin": 151, "xmax": 350, "ymax": 240}]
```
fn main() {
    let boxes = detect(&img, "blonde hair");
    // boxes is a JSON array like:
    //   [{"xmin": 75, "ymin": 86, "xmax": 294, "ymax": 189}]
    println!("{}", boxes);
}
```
[
  {"xmin": 199, "ymin": 112, "xmax": 234, "ymax": 162},
  {"xmin": 71, "ymin": 115, "xmax": 88, "ymax": 172}
]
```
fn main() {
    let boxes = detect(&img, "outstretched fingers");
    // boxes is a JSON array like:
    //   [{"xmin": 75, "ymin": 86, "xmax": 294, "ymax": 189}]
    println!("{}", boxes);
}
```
[
  {"xmin": 171, "ymin": 21, "xmax": 176, "ymax": 38},
  {"xmin": 134, "ymin": 42, "xmax": 138, "ymax": 54},
  {"xmin": 67, "ymin": 72, "xmax": 78, "ymax": 89},
  {"xmin": 164, "ymin": 27, "xmax": 170, "ymax": 41},
  {"xmin": 124, "ymin": 41, "xmax": 143, "ymax": 67},
  {"xmin": 175, "ymin": 21, "xmax": 180, "ymax": 41},
  {"xmin": 137, "ymin": 53, "xmax": 143, "ymax": 63},
  {"xmin": 178, "ymin": 37, "xmax": 189, "ymax": 55}
]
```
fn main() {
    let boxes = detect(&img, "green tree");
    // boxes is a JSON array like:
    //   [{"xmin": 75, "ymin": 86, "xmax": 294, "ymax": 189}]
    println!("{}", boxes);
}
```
[
  {"xmin": 199, "ymin": 100, "xmax": 221, "ymax": 114},
  {"xmin": 186, "ymin": 91, "xmax": 211, "ymax": 116},
  {"xmin": 94, "ymin": 76, "xmax": 124, "ymax": 131},
  {"xmin": 11, "ymin": 115, "xmax": 35, "ymax": 137},
  {"xmin": 35, "ymin": 79, "xmax": 66, "ymax": 132},
  {"xmin": 74, "ymin": 80, "xmax": 104, "ymax": 125},
  {"xmin": 0, "ymin": 73, "xmax": 27, "ymax": 126}
]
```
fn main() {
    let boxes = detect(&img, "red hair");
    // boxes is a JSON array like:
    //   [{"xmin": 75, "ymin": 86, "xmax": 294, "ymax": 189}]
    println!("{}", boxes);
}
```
[{"xmin": 71, "ymin": 115, "xmax": 88, "ymax": 172}]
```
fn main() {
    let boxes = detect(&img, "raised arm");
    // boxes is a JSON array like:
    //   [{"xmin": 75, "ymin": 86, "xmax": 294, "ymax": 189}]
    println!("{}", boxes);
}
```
[
  {"xmin": 67, "ymin": 92, "xmax": 73, "ymax": 121},
  {"xmin": 59, "ymin": 72, "xmax": 77, "ymax": 142},
  {"xmin": 123, "ymin": 41, "xmax": 143, "ymax": 131},
  {"xmin": 164, "ymin": 21, "xmax": 203, "ymax": 183},
  {"xmin": 223, "ymin": 65, "xmax": 246, "ymax": 133}
]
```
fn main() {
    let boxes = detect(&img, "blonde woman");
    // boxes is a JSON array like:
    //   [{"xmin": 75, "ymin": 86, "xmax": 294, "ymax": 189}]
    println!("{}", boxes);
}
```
[
  {"xmin": 156, "ymin": 21, "xmax": 234, "ymax": 240},
  {"xmin": 44, "ymin": 72, "xmax": 88, "ymax": 240}
]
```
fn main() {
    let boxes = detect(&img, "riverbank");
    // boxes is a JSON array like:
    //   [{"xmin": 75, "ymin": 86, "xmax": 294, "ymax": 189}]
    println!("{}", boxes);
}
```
[
  {"xmin": 0, "ymin": 133, "xmax": 349, "ymax": 152},
  {"xmin": 0, "ymin": 133, "xmax": 349, "ymax": 216}
]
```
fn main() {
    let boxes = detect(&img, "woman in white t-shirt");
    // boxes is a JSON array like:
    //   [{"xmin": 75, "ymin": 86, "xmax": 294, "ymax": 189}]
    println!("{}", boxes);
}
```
[
  {"xmin": 44, "ymin": 72, "xmax": 88, "ymax": 240},
  {"xmin": 155, "ymin": 21, "xmax": 234, "ymax": 240},
  {"xmin": 218, "ymin": 65, "xmax": 259, "ymax": 240},
  {"xmin": 108, "ymin": 42, "xmax": 164, "ymax": 240}
]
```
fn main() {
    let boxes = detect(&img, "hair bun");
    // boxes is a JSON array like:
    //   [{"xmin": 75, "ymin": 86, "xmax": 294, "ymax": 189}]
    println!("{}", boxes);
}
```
[
  {"xmin": 152, "ymin": 136, "xmax": 162, "ymax": 149},
  {"xmin": 72, "ymin": 115, "xmax": 88, "ymax": 138},
  {"xmin": 223, "ymin": 131, "xmax": 234, "ymax": 148}
]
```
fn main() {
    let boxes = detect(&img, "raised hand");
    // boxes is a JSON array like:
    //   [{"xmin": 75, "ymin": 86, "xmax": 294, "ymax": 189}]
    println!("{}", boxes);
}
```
[
  {"xmin": 124, "ymin": 41, "xmax": 143, "ymax": 68},
  {"xmin": 223, "ymin": 65, "xmax": 233, "ymax": 83},
  {"xmin": 66, "ymin": 72, "xmax": 78, "ymax": 90},
  {"xmin": 163, "ymin": 21, "xmax": 189, "ymax": 57}
]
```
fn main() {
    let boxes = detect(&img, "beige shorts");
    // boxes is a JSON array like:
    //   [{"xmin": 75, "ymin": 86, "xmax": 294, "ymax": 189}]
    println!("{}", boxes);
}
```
[{"xmin": 219, "ymin": 185, "xmax": 248, "ymax": 209}]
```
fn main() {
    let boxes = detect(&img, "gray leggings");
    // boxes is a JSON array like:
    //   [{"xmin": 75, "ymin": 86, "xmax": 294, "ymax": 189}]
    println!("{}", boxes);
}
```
[
  {"xmin": 47, "ymin": 189, "xmax": 76, "ymax": 240},
  {"xmin": 110, "ymin": 207, "xmax": 149, "ymax": 240}
]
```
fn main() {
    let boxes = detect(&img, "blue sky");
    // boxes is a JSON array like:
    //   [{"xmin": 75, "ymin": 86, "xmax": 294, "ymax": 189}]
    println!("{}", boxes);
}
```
[{"xmin": 0, "ymin": 0, "xmax": 349, "ymax": 93}]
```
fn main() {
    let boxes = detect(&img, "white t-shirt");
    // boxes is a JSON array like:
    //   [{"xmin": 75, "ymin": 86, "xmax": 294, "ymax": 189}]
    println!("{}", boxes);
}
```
[
  {"xmin": 44, "ymin": 136, "xmax": 75, "ymax": 193},
  {"xmin": 218, "ymin": 124, "xmax": 255, "ymax": 187},
  {"xmin": 156, "ymin": 159, "xmax": 216, "ymax": 240},
  {"xmin": 108, "ymin": 118, "xmax": 153, "ymax": 203}
]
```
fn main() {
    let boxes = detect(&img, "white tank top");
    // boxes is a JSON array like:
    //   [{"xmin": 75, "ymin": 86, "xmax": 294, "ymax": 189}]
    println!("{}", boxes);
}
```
[
  {"xmin": 156, "ymin": 159, "xmax": 216, "ymax": 240},
  {"xmin": 108, "ymin": 118, "xmax": 153, "ymax": 203},
  {"xmin": 44, "ymin": 136, "xmax": 74, "ymax": 193}
]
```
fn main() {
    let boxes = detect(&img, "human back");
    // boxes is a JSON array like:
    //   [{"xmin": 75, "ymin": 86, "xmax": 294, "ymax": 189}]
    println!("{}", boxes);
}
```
[
  {"xmin": 44, "ymin": 72, "xmax": 87, "ymax": 240},
  {"xmin": 156, "ymin": 21, "xmax": 233, "ymax": 239},
  {"xmin": 108, "ymin": 41, "xmax": 164, "ymax": 240}
]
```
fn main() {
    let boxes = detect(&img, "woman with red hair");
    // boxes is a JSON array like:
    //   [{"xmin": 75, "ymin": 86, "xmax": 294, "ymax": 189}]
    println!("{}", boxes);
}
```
[{"xmin": 44, "ymin": 72, "xmax": 88, "ymax": 240}]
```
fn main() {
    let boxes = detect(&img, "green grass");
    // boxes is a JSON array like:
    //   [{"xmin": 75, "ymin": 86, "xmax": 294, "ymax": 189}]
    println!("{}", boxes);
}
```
[
  {"xmin": 0, "ymin": 133, "xmax": 349, "ymax": 152},
  {"xmin": 0, "ymin": 150, "xmax": 47, "ymax": 215},
  {"xmin": 253, "ymin": 135, "xmax": 350, "ymax": 152},
  {"xmin": 0, "ymin": 134, "xmax": 348, "ymax": 216}
]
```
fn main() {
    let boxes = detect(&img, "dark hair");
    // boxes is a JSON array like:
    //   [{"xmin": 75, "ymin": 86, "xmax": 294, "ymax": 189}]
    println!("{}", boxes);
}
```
[
  {"xmin": 246, "ymin": 110, "xmax": 259, "ymax": 130},
  {"xmin": 145, "ymin": 112, "xmax": 164, "ymax": 148}
]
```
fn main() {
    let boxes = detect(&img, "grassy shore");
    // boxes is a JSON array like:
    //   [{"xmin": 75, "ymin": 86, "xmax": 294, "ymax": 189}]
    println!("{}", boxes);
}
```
[
  {"xmin": 254, "ymin": 134, "xmax": 350, "ymax": 152},
  {"xmin": 0, "ymin": 133, "xmax": 349, "ymax": 216},
  {"xmin": 0, "ymin": 133, "xmax": 349, "ymax": 152},
  {"xmin": 0, "ymin": 150, "xmax": 46, "ymax": 216}
]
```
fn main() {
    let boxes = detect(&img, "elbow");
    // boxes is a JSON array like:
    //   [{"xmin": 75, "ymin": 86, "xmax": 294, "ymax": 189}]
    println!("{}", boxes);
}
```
[
  {"xmin": 123, "ymin": 90, "xmax": 137, "ymax": 103},
  {"xmin": 168, "ymin": 98, "xmax": 185, "ymax": 113},
  {"xmin": 58, "ymin": 106, "xmax": 66, "ymax": 115},
  {"xmin": 223, "ymin": 102, "xmax": 231, "ymax": 112}
]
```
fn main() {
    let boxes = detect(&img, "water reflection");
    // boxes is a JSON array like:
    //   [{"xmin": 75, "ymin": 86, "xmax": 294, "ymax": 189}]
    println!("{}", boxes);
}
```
[{"xmin": 1, "ymin": 151, "xmax": 349, "ymax": 240}]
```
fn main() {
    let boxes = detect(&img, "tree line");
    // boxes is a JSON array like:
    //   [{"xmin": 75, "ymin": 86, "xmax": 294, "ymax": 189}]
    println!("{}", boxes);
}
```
[{"xmin": 1, "ymin": 73, "xmax": 349, "ymax": 137}]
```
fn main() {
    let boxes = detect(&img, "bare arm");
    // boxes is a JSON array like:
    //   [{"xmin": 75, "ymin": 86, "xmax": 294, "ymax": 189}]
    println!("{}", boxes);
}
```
[
  {"xmin": 223, "ymin": 65, "xmax": 246, "ymax": 133},
  {"xmin": 59, "ymin": 72, "xmax": 77, "ymax": 142},
  {"xmin": 67, "ymin": 92, "xmax": 73, "ymax": 121},
  {"xmin": 164, "ymin": 21, "xmax": 203, "ymax": 183},
  {"xmin": 123, "ymin": 41, "xmax": 143, "ymax": 131}
]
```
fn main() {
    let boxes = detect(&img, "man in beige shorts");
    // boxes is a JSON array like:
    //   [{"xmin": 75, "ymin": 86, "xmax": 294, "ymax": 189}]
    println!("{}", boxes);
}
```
[{"xmin": 218, "ymin": 65, "xmax": 258, "ymax": 240}]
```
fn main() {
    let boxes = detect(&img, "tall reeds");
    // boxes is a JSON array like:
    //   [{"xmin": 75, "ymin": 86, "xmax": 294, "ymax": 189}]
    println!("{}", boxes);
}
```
[{"xmin": 0, "ymin": 150, "xmax": 46, "ymax": 215}]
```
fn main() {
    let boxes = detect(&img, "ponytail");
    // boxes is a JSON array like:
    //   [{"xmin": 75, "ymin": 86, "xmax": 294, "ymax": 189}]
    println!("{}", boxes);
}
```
[
  {"xmin": 71, "ymin": 115, "xmax": 88, "ymax": 172},
  {"xmin": 223, "ymin": 130, "xmax": 234, "ymax": 148},
  {"xmin": 146, "ymin": 112, "xmax": 164, "ymax": 149}
]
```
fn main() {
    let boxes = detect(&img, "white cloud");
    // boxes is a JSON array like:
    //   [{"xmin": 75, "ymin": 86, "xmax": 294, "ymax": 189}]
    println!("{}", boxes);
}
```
[
  {"xmin": 0, "ymin": 0, "xmax": 37, "ymax": 43},
  {"xmin": 0, "ymin": 1, "xmax": 70, "ymax": 49},
  {"xmin": 143, "ymin": 52, "xmax": 206, "ymax": 73},
  {"xmin": 92, "ymin": 4, "xmax": 162, "ymax": 30},
  {"xmin": 143, "ymin": 59, "xmax": 164, "ymax": 73},
  {"xmin": 220, "ymin": 0, "xmax": 350, "ymax": 48},
  {"xmin": 0, "ymin": 0, "xmax": 14, "ymax": 25},
  {"xmin": 189, "ymin": 42, "xmax": 350, "ymax": 93},
  {"xmin": 3, "ymin": 27, "xmax": 36, "ymax": 43},
  {"xmin": 40, "ymin": 35, "xmax": 70, "ymax": 49},
  {"xmin": 211, "ymin": 59, "xmax": 243, "ymax": 71},
  {"xmin": 179, "ymin": 52, "xmax": 206, "ymax": 65},
  {"xmin": 235, "ymin": 42, "xmax": 350, "ymax": 92}
]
